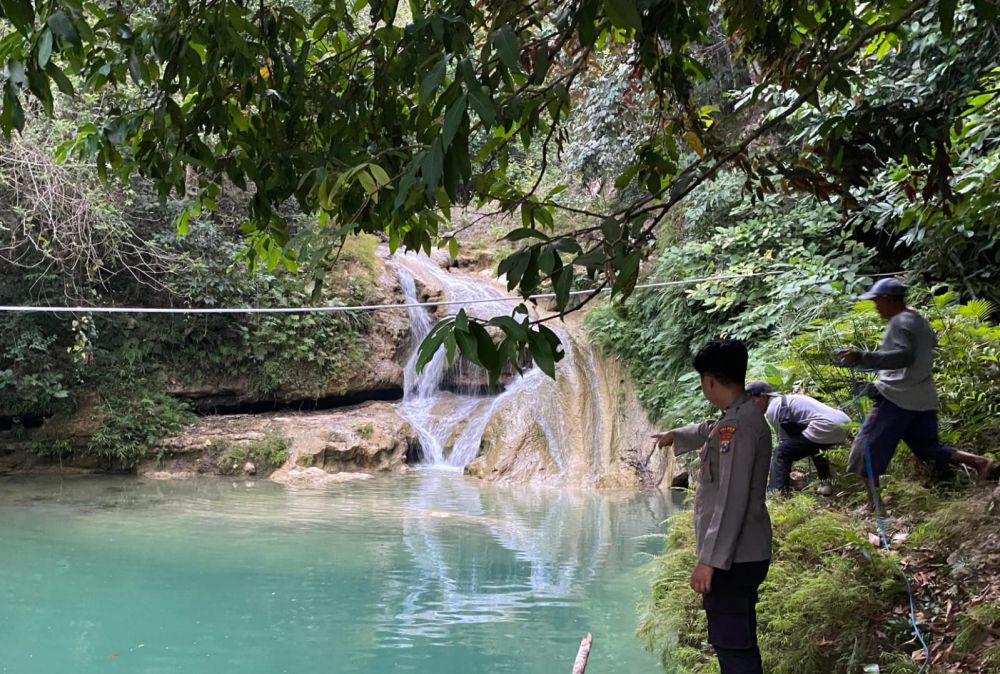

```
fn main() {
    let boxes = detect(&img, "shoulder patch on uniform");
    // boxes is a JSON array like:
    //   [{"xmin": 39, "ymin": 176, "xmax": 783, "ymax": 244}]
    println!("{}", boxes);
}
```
[{"xmin": 718, "ymin": 425, "xmax": 737, "ymax": 454}]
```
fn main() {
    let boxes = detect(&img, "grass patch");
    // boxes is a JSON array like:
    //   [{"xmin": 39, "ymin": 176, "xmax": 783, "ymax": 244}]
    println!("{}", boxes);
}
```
[
  {"xmin": 353, "ymin": 422, "xmax": 375, "ymax": 439},
  {"xmin": 216, "ymin": 434, "xmax": 290, "ymax": 474},
  {"xmin": 639, "ymin": 494, "xmax": 905, "ymax": 673}
]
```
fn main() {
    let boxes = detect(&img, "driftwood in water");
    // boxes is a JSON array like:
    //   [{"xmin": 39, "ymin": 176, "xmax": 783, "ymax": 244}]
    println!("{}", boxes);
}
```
[{"xmin": 572, "ymin": 632, "xmax": 593, "ymax": 673}]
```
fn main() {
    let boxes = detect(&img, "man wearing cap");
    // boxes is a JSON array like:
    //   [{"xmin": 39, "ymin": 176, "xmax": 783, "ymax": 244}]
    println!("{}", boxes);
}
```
[
  {"xmin": 746, "ymin": 382, "xmax": 851, "ymax": 496},
  {"xmin": 839, "ymin": 278, "xmax": 996, "ymax": 507},
  {"xmin": 652, "ymin": 339, "xmax": 771, "ymax": 674}
]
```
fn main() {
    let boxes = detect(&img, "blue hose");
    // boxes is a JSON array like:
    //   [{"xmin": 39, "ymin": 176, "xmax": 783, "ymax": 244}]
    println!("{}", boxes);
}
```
[{"xmin": 860, "ymin": 412, "xmax": 932, "ymax": 673}]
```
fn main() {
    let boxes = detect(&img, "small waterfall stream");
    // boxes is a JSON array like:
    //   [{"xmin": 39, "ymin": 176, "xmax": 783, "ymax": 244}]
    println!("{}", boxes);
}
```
[
  {"xmin": 395, "ymin": 253, "xmax": 541, "ymax": 468},
  {"xmin": 390, "ymin": 252, "xmax": 657, "ymax": 486}
]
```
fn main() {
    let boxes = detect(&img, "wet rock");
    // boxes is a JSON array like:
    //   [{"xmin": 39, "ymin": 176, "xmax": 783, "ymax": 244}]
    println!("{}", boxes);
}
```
[
  {"xmin": 142, "ymin": 401, "xmax": 419, "ymax": 481},
  {"xmin": 243, "ymin": 461, "xmax": 257, "ymax": 476},
  {"xmin": 271, "ymin": 467, "xmax": 373, "ymax": 488},
  {"xmin": 465, "ymin": 319, "xmax": 659, "ymax": 489}
]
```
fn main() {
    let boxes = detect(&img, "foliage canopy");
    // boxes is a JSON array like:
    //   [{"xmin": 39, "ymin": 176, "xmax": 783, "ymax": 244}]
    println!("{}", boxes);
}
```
[{"xmin": 0, "ymin": 0, "xmax": 997, "ymax": 380}]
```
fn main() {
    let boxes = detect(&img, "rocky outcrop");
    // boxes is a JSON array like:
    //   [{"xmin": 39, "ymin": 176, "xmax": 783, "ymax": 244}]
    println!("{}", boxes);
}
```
[
  {"xmin": 141, "ymin": 401, "xmax": 419, "ymax": 480},
  {"xmin": 165, "ymin": 258, "xmax": 409, "ymax": 411},
  {"xmin": 462, "ymin": 319, "xmax": 670, "ymax": 490}
]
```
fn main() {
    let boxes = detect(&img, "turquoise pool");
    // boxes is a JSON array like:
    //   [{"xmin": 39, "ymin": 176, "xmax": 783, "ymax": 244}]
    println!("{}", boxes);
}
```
[{"xmin": 0, "ymin": 470, "xmax": 674, "ymax": 673}]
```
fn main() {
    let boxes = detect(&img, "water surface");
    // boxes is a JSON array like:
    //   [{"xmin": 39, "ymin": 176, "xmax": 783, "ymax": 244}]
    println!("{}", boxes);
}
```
[{"xmin": 0, "ymin": 470, "xmax": 673, "ymax": 673}]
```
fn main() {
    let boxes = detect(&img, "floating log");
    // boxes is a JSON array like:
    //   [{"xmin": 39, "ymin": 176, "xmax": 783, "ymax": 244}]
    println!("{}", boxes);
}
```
[{"xmin": 572, "ymin": 632, "xmax": 593, "ymax": 674}]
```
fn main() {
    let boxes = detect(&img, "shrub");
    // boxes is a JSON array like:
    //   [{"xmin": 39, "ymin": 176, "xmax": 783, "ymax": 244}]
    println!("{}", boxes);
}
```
[
  {"xmin": 586, "ymin": 175, "xmax": 873, "ymax": 426},
  {"xmin": 954, "ymin": 602, "xmax": 1000, "ymax": 671},
  {"xmin": 217, "ymin": 433, "xmax": 290, "ymax": 473},
  {"xmin": 772, "ymin": 292, "xmax": 1000, "ymax": 454},
  {"xmin": 88, "ymin": 393, "xmax": 195, "ymax": 469}
]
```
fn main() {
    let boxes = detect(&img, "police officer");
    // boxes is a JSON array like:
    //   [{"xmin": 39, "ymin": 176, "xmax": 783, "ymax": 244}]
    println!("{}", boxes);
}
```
[
  {"xmin": 839, "ymin": 278, "xmax": 998, "ymax": 509},
  {"xmin": 746, "ymin": 381, "xmax": 851, "ymax": 496},
  {"xmin": 652, "ymin": 339, "xmax": 772, "ymax": 674}
]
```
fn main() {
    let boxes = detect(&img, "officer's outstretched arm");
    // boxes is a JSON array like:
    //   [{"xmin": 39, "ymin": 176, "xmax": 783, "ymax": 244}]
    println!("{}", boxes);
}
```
[{"xmin": 671, "ymin": 421, "xmax": 713, "ymax": 454}]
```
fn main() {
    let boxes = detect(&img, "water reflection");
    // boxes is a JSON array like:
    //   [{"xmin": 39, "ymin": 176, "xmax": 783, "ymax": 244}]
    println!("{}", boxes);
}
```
[{"xmin": 388, "ymin": 469, "xmax": 673, "ymax": 641}]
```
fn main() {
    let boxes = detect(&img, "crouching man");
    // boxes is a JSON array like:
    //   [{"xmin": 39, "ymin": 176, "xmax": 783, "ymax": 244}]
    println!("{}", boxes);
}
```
[
  {"xmin": 653, "ymin": 340, "xmax": 772, "ymax": 674},
  {"xmin": 746, "ymin": 381, "xmax": 851, "ymax": 496}
]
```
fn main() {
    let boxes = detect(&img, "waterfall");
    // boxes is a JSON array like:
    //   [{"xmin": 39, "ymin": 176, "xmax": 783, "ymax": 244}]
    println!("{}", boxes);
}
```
[
  {"xmin": 394, "ymin": 253, "xmax": 533, "ymax": 468},
  {"xmin": 390, "ymin": 252, "xmax": 656, "ymax": 487}
]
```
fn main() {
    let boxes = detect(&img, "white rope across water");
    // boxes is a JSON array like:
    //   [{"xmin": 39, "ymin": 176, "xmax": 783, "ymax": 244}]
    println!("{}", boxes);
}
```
[{"xmin": 0, "ymin": 270, "xmax": 906, "ymax": 315}]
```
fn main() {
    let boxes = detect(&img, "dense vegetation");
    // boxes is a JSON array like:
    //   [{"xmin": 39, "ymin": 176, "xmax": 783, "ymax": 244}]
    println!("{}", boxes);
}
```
[
  {"xmin": 574, "ymin": 7, "xmax": 1000, "ymax": 668},
  {"xmin": 0, "ymin": 0, "xmax": 996, "ymax": 381},
  {"xmin": 1, "ymin": 118, "xmax": 381, "ymax": 466},
  {"xmin": 630, "ymin": 294, "xmax": 1000, "ymax": 672}
]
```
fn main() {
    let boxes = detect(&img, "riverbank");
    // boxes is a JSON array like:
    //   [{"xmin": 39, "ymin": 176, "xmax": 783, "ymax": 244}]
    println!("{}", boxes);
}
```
[{"xmin": 639, "ymin": 452, "xmax": 1000, "ymax": 673}]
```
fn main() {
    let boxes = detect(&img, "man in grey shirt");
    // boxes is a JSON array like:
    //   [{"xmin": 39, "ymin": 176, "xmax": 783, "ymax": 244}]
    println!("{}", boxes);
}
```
[
  {"xmin": 652, "ymin": 339, "xmax": 771, "ymax": 674},
  {"xmin": 746, "ymin": 382, "xmax": 851, "ymax": 495},
  {"xmin": 839, "ymin": 278, "xmax": 996, "ymax": 508}
]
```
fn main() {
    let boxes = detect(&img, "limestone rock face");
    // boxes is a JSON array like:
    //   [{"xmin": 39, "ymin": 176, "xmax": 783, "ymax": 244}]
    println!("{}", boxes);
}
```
[
  {"xmin": 271, "ymin": 467, "xmax": 374, "ymax": 488},
  {"xmin": 277, "ymin": 401, "xmax": 419, "ymax": 474},
  {"xmin": 141, "ymin": 401, "xmax": 419, "ymax": 481},
  {"xmin": 462, "ymin": 321, "xmax": 668, "ymax": 490}
]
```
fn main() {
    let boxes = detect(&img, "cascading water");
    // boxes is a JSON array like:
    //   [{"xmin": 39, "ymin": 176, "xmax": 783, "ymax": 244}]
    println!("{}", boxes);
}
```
[
  {"xmin": 391, "ymin": 251, "xmax": 658, "ymax": 487},
  {"xmin": 394, "ymin": 253, "xmax": 542, "ymax": 468}
]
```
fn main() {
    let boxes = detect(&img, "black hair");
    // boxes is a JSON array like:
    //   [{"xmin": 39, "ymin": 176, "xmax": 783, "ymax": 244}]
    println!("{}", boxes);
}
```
[{"xmin": 693, "ymin": 339, "xmax": 748, "ymax": 387}]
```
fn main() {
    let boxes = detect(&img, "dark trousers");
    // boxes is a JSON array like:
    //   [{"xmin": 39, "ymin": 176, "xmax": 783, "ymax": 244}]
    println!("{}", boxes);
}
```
[
  {"xmin": 848, "ymin": 394, "xmax": 955, "ymax": 478},
  {"xmin": 767, "ymin": 434, "xmax": 832, "ymax": 493},
  {"xmin": 704, "ymin": 559, "xmax": 770, "ymax": 674}
]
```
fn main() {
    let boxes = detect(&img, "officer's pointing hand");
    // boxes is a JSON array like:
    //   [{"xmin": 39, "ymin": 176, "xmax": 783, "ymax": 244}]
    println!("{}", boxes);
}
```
[
  {"xmin": 651, "ymin": 431, "xmax": 674, "ymax": 448},
  {"xmin": 690, "ymin": 563, "xmax": 714, "ymax": 594}
]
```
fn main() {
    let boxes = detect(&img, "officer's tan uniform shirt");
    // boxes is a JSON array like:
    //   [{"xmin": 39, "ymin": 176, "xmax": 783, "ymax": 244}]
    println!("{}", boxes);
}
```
[{"xmin": 673, "ymin": 393, "xmax": 772, "ymax": 570}]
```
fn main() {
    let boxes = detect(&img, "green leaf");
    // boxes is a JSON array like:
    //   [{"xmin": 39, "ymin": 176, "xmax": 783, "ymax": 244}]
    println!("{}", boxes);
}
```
[
  {"xmin": 177, "ymin": 208, "xmax": 191, "ymax": 235},
  {"xmin": 971, "ymin": 0, "xmax": 998, "ymax": 21},
  {"xmin": 369, "ymin": 163, "xmax": 391, "ymax": 187},
  {"xmin": 527, "ymin": 328, "xmax": 556, "ymax": 378},
  {"xmin": 469, "ymin": 322, "xmax": 499, "ymax": 372},
  {"xmin": 503, "ymin": 227, "xmax": 549, "ymax": 242},
  {"xmin": 416, "ymin": 318, "xmax": 455, "ymax": 372},
  {"xmin": 614, "ymin": 162, "xmax": 640, "ymax": 190},
  {"xmin": 36, "ymin": 27, "xmax": 52, "ymax": 67},
  {"xmin": 492, "ymin": 25, "xmax": 521, "ymax": 71},
  {"xmin": 442, "ymin": 93, "xmax": 466, "ymax": 150},
  {"xmin": 0, "ymin": 0, "xmax": 34, "ymax": 34},
  {"xmin": 448, "ymin": 237, "xmax": 458, "ymax": 259},
  {"xmin": 553, "ymin": 265, "xmax": 575, "ymax": 311},
  {"xmin": 455, "ymin": 324, "xmax": 479, "ymax": 363},
  {"xmin": 1, "ymin": 83, "xmax": 23, "ymax": 134},
  {"xmin": 46, "ymin": 10, "xmax": 80, "ymax": 46},
  {"xmin": 466, "ymin": 82, "xmax": 495, "ymax": 127},
  {"xmin": 420, "ymin": 56, "xmax": 446, "ymax": 105},
  {"xmin": 357, "ymin": 169, "xmax": 377, "ymax": 195},
  {"xmin": 421, "ymin": 140, "xmax": 444, "ymax": 195},
  {"xmin": 611, "ymin": 251, "xmax": 640, "ymax": 298},
  {"xmin": 26, "ymin": 65, "xmax": 51, "ymax": 114},
  {"xmin": 498, "ymin": 249, "xmax": 531, "ymax": 290},
  {"xmin": 488, "ymin": 315, "xmax": 528, "ymax": 342},
  {"xmin": 45, "ymin": 62, "xmax": 73, "ymax": 94},
  {"xmin": 603, "ymin": 0, "xmax": 641, "ymax": 30},
  {"xmin": 532, "ymin": 41, "xmax": 549, "ymax": 84},
  {"xmin": 189, "ymin": 41, "xmax": 207, "ymax": 63}
]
